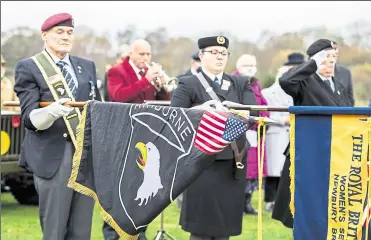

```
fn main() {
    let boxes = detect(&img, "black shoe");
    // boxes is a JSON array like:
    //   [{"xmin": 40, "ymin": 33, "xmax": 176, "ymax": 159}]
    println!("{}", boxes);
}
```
[
  {"xmin": 244, "ymin": 193, "xmax": 258, "ymax": 215},
  {"xmin": 244, "ymin": 203, "xmax": 258, "ymax": 215}
]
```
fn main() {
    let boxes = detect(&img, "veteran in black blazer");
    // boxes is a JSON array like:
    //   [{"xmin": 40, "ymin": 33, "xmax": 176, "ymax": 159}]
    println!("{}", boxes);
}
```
[
  {"xmin": 272, "ymin": 39, "xmax": 349, "ymax": 229},
  {"xmin": 13, "ymin": 13, "xmax": 101, "ymax": 240}
]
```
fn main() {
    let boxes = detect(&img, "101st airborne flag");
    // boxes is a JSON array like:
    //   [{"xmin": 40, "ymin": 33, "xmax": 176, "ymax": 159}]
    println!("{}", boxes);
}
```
[{"xmin": 68, "ymin": 101, "xmax": 256, "ymax": 239}]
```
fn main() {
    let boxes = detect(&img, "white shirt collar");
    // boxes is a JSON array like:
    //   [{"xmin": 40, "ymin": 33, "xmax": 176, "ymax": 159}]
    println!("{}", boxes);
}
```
[
  {"xmin": 46, "ymin": 49, "xmax": 72, "ymax": 66},
  {"xmin": 129, "ymin": 59, "xmax": 143, "ymax": 75},
  {"xmin": 316, "ymin": 73, "xmax": 332, "ymax": 81},
  {"xmin": 202, "ymin": 69, "xmax": 223, "ymax": 83}
]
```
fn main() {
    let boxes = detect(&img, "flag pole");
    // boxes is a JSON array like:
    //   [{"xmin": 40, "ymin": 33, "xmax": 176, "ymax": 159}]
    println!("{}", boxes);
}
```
[
  {"xmin": 2, "ymin": 100, "xmax": 289, "ymax": 112},
  {"xmin": 2, "ymin": 100, "xmax": 86, "ymax": 108},
  {"xmin": 143, "ymin": 100, "xmax": 289, "ymax": 112}
]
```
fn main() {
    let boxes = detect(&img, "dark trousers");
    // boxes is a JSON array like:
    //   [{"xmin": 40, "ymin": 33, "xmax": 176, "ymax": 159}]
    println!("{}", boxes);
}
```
[
  {"xmin": 264, "ymin": 176, "xmax": 280, "ymax": 202},
  {"xmin": 102, "ymin": 222, "xmax": 119, "ymax": 240},
  {"xmin": 190, "ymin": 233, "xmax": 229, "ymax": 240},
  {"xmin": 33, "ymin": 142, "xmax": 94, "ymax": 240}
]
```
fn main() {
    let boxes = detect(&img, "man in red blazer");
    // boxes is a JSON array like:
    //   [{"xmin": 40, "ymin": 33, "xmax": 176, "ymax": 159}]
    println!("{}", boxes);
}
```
[
  {"xmin": 107, "ymin": 39, "xmax": 170, "ymax": 103},
  {"xmin": 105, "ymin": 39, "xmax": 169, "ymax": 240}
]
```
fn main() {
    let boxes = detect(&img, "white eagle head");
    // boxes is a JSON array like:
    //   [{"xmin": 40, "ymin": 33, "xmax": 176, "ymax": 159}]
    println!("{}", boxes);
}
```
[{"xmin": 134, "ymin": 142, "xmax": 163, "ymax": 206}]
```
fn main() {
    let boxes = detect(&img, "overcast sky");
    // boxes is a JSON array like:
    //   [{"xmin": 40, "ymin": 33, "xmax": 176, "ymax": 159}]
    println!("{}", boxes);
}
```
[{"xmin": 2, "ymin": 1, "xmax": 371, "ymax": 42}]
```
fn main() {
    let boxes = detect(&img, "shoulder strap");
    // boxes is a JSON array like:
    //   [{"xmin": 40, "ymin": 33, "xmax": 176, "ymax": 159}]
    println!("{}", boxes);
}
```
[
  {"xmin": 31, "ymin": 50, "xmax": 81, "ymax": 148},
  {"xmin": 196, "ymin": 72, "xmax": 219, "ymax": 101},
  {"xmin": 195, "ymin": 72, "xmax": 247, "ymax": 174}
]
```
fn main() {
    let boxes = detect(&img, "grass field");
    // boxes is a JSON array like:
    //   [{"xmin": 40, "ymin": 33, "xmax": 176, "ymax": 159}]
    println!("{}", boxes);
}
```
[{"xmin": 1, "ymin": 192, "xmax": 292, "ymax": 240}]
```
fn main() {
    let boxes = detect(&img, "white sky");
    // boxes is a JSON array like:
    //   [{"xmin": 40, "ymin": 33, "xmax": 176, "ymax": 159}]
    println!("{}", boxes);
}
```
[{"xmin": 2, "ymin": 1, "xmax": 371, "ymax": 42}]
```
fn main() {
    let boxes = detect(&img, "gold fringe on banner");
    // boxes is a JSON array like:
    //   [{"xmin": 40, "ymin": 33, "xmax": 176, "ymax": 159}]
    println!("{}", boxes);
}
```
[
  {"xmin": 289, "ymin": 114, "xmax": 296, "ymax": 217},
  {"xmin": 67, "ymin": 103, "xmax": 140, "ymax": 240}
]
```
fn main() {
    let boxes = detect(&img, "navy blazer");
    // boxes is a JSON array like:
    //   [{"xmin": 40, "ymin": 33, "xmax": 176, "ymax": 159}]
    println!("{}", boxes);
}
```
[{"xmin": 14, "ymin": 54, "xmax": 101, "ymax": 179}]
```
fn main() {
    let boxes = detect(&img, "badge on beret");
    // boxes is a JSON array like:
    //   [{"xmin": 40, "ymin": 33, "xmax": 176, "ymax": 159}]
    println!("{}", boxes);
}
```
[{"xmin": 217, "ymin": 36, "xmax": 225, "ymax": 45}]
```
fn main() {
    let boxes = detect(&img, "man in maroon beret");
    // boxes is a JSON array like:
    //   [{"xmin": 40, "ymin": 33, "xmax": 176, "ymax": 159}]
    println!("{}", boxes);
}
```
[{"xmin": 14, "ymin": 13, "xmax": 101, "ymax": 240}]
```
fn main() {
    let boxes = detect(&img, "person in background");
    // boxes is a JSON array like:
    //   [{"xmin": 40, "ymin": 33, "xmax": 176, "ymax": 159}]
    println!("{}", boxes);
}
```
[
  {"xmin": 1, "ymin": 54, "xmax": 19, "ymax": 112},
  {"xmin": 106, "ymin": 39, "xmax": 170, "ymax": 105},
  {"xmin": 176, "ymin": 52, "xmax": 202, "ymax": 79},
  {"xmin": 333, "ymin": 41, "xmax": 354, "ymax": 106},
  {"xmin": 106, "ymin": 39, "xmax": 171, "ymax": 240},
  {"xmin": 231, "ymin": 54, "xmax": 269, "ymax": 215},
  {"xmin": 260, "ymin": 52, "xmax": 304, "ymax": 212},
  {"xmin": 103, "ymin": 47, "xmax": 129, "ymax": 102}
]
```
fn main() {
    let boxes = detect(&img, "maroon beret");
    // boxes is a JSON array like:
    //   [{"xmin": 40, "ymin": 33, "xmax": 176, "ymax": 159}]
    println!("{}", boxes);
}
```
[{"xmin": 41, "ymin": 13, "xmax": 74, "ymax": 32}]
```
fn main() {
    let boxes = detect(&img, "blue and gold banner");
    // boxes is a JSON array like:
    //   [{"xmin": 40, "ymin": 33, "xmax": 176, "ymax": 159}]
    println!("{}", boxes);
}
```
[{"xmin": 289, "ymin": 106, "xmax": 371, "ymax": 240}]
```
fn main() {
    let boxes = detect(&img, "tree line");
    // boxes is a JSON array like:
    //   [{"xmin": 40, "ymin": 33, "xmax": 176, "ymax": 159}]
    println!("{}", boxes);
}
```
[{"xmin": 2, "ymin": 20, "xmax": 370, "ymax": 105}]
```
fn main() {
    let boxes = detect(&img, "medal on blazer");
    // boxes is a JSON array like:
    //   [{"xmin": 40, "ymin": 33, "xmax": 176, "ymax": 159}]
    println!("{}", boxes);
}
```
[{"xmin": 221, "ymin": 80, "xmax": 230, "ymax": 91}]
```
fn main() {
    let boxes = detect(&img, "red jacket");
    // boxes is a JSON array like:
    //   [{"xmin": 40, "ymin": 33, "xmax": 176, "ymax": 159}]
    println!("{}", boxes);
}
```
[{"xmin": 107, "ymin": 57, "xmax": 170, "ymax": 103}]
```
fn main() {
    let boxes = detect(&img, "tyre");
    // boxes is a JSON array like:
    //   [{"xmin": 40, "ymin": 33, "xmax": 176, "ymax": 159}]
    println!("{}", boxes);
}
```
[{"xmin": 5, "ymin": 176, "xmax": 39, "ymax": 205}]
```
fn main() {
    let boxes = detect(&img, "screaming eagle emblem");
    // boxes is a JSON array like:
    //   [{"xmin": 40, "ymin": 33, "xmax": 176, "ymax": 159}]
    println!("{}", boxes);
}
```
[{"xmin": 134, "ymin": 141, "xmax": 163, "ymax": 206}]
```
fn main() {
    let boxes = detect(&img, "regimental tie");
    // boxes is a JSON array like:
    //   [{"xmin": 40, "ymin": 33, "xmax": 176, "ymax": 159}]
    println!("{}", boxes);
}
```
[
  {"xmin": 56, "ymin": 61, "xmax": 77, "ymax": 97},
  {"xmin": 214, "ymin": 77, "xmax": 220, "ymax": 87},
  {"xmin": 324, "ymin": 79, "xmax": 334, "ymax": 93}
]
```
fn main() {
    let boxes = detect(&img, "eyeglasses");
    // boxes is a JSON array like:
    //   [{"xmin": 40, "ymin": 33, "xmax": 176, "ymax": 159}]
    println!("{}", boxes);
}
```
[{"xmin": 202, "ymin": 50, "xmax": 230, "ymax": 57}]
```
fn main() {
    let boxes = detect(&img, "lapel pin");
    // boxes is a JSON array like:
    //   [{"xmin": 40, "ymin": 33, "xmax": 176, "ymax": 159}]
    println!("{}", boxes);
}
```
[
  {"xmin": 77, "ymin": 66, "xmax": 82, "ymax": 73},
  {"xmin": 221, "ymin": 84, "xmax": 229, "ymax": 91},
  {"xmin": 223, "ymin": 80, "xmax": 230, "ymax": 85},
  {"xmin": 337, "ymin": 90, "xmax": 340, "ymax": 95}
]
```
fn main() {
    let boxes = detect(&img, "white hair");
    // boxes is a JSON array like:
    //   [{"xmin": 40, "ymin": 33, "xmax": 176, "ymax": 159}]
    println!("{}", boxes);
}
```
[{"xmin": 236, "ymin": 54, "xmax": 257, "ymax": 69}]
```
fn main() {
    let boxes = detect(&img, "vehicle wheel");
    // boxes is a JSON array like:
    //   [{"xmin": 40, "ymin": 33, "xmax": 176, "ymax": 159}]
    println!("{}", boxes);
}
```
[{"xmin": 5, "ymin": 178, "xmax": 39, "ymax": 205}]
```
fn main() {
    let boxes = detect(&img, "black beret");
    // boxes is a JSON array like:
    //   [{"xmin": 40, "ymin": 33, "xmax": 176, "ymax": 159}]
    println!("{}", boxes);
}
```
[
  {"xmin": 284, "ymin": 52, "xmax": 305, "ymax": 66},
  {"xmin": 198, "ymin": 36, "xmax": 229, "ymax": 49},
  {"xmin": 41, "ymin": 13, "xmax": 74, "ymax": 32},
  {"xmin": 191, "ymin": 52, "xmax": 200, "ymax": 61},
  {"xmin": 306, "ymin": 39, "xmax": 336, "ymax": 57}
]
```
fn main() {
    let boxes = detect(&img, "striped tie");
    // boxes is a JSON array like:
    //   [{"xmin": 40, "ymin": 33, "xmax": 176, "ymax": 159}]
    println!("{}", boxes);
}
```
[
  {"xmin": 56, "ymin": 61, "xmax": 77, "ymax": 97},
  {"xmin": 214, "ymin": 77, "xmax": 220, "ymax": 87}
]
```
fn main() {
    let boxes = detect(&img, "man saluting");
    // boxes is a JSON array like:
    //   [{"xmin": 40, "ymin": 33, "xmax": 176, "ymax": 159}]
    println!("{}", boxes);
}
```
[{"xmin": 272, "ymin": 39, "xmax": 349, "ymax": 229}]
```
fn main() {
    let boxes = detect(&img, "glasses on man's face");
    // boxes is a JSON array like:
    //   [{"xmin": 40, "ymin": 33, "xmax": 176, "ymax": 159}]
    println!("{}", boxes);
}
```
[{"xmin": 202, "ymin": 49, "xmax": 230, "ymax": 57}]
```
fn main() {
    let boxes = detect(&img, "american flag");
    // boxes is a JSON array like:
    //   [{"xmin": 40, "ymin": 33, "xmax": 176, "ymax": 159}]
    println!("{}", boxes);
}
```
[{"xmin": 194, "ymin": 110, "xmax": 254, "ymax": 155}]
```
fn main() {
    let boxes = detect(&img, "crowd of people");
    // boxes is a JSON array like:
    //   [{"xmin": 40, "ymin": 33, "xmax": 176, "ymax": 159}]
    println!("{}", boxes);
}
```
[{"xmin": 1, "ymin": 12, "xmax": 361, "ymax": 240}]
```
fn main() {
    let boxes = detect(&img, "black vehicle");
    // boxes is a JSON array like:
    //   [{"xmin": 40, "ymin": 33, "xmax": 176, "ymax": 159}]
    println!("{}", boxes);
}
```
[{"xmin": 1, "ymin": 111, "xmax": 38, "ymax": 205}]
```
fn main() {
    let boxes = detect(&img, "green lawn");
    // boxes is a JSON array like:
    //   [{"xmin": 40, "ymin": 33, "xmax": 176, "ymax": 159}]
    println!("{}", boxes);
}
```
[{"xmin": 1, "ymin": 192, "xmax": 292, "ymax": 240}]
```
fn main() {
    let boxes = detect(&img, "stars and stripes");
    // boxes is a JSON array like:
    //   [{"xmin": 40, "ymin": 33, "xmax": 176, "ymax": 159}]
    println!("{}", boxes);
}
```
[{"xmin": 194, "ymin": 110, "xmax": 251, "ymax": 155}]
